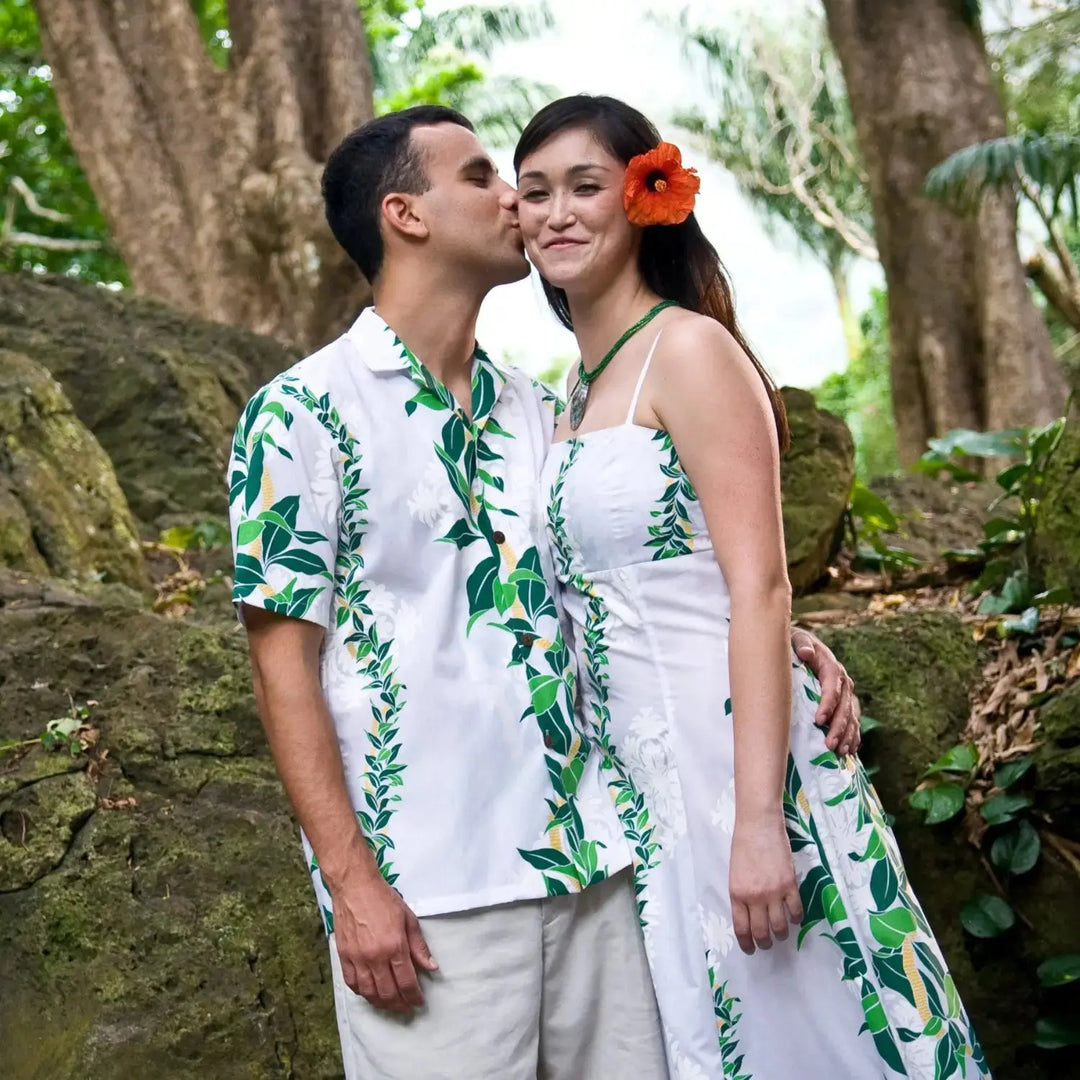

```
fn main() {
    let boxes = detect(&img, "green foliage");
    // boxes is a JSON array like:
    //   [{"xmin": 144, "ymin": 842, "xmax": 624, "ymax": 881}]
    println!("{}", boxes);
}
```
[
  {"xmin": 909, "ymin": 742, "xmax": 978, "ymax": 825},
  {"xmin": 847, "ymin": 482, "xmax": 923, "ymax": 578},
  {"xmin": 158, "ymin": 520, "xmax": 231, "ymax": 552},
  {"xmin": 1037, "ymin": 954, "xmax": 1080, "ymax": 988},
  {"xmin": 813, "ymin": 289, "xmax": 899, "ymax": 481},
  {"xmin": 1, "ymin": 0, "xmax": 555, "ymax": 283},
  {"xmin": 366, "ymin": 1, "xmax": 557, "ymax": 145},
  {"xmin": 918, "ymin": 415, "xmax": 1073, "ymax": 629},
  {"xmin": 0, "ymin": 700, "xmax": 95, "ymax": 758},
  {"xmin": 0, "ymin": 0, "xmax": 126, "ymax": 281},
  {"xmin": 959, "ymin": 894, "xmax": 1015, "ymax": 939}
]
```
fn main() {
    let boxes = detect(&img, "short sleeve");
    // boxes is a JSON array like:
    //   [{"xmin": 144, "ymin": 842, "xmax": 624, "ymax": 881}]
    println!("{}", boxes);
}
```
[{"xmin": 228, "ymin": 381, "xmax": 340, "ymax": 626}]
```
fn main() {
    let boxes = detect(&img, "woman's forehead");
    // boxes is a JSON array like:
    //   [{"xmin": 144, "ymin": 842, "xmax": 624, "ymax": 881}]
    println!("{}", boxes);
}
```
[{"xmin": 517, "ymin": 128, "xmax": 617, "ymax": 177}]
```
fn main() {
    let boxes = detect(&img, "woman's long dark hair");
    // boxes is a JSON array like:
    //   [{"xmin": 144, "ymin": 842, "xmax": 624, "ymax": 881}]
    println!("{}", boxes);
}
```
[{"xmin": 514, "ymin": 95, "xmax": 789, "ymax": 449}]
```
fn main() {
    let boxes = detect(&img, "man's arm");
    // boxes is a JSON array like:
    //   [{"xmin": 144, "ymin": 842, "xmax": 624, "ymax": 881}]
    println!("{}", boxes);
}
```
[
  {"xmin": 244, "ymin": 606, "xmax": 437, "ymax": 1011},
  {"xmin": 791, "ymin": 627, "xmax": 861, "ymax": 757}
]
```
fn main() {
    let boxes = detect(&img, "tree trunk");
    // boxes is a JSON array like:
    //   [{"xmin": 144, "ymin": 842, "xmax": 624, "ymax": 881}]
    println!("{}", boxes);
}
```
[
  {"xmin": 33, "ymin": 0, "xmax": 374, "ymax": 350},
  {"xmin": 821, "ymin": 0, "xmax": 1067, "ymax": 464}
]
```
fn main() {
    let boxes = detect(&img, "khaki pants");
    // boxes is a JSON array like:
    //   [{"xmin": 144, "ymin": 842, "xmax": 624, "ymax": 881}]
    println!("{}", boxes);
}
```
[{"xmin": 329, "ymin": 868, "xmax": 669, "ymax": 1080}]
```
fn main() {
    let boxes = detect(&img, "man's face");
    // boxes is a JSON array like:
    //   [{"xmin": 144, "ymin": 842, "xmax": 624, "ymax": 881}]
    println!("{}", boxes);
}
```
[{"xmin": 407, "ymin": 124, "xmax": 530, "ymax": 290}]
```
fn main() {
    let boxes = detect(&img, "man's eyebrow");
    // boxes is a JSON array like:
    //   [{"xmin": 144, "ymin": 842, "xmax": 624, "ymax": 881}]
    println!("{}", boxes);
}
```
[
  {"xmin": 517, "ymin": 162, "xmax": 607, "ymax": 182},
  {"xmin": 459, "ymin": 155, "xmax": 496, "ymax": 175}
]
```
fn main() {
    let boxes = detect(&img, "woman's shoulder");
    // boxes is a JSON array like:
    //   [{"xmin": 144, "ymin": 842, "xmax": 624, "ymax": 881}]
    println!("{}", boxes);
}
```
[{"xmin": 653, "ymin": 309, "xmax": 752, "ymax": 381}]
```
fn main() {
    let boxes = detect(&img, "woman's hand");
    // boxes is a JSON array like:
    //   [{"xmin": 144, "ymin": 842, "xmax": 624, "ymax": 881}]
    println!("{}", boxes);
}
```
[{"xmin": 729, "ymin": 812, "xmax": 804, "ymax": 955}]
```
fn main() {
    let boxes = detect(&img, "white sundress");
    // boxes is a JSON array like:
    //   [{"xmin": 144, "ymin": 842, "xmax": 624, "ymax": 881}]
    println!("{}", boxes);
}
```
[{"xmin": 540, "ymin": 333, "xmax": 989, "ymax": 1080}]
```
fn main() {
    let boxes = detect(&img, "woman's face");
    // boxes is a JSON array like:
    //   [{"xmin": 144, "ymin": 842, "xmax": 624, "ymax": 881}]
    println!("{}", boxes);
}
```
[{"xmin": 516, "ymin": 127, "xmax": 639, "ymax": 294}]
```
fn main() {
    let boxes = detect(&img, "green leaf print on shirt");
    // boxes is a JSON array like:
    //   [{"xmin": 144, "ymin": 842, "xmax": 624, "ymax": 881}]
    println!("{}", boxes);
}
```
[
  {"xmin": 784, "ymin": 743, "xmax": 990, "ymax": 1079},
  {"xmin": 280, "ymin": 381, "xmax": 409, "ymax": 890},
  {"xmin": 229, "ymin": 388, "xmax": 334, "ymax": 619},
  {"xmin": 646, "ymin": 430, "xmax": 697, "ymax": 560},
  {"xmin": 390, "ymin": 331, "xmax": 604, "ymax": 897}
]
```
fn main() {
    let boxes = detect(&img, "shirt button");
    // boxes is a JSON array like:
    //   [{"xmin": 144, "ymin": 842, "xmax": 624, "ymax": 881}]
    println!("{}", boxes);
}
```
[
  {"xmin": 492, "ymin": 530, "xmax": 506, "ymax": 544},
  {"xmin": 518, "ymin": 633, "xmax": 535, "ymax": 647},
  {"xmin": 544, "ymin": 733, "xmax": 554, "ymax": 749}
]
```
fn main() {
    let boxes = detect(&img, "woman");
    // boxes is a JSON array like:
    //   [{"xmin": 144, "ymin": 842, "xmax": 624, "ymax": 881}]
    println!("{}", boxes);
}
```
[{"xmin": 515, "ymin": 95, "xmax": 988, "ymax": 1080}]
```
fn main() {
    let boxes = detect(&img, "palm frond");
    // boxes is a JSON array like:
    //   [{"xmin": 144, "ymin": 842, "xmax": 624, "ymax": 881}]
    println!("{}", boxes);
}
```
[
  {"xmin": 924, "ymin": 133, "xmax": 1080, "ymax": 218},
  {"xmin": 463, "ymin": 75, "xmax": 557, "ymax": 147},
  {"xmin": 401, "ymin": 2, "xmax": 554, "ymax": 64}
]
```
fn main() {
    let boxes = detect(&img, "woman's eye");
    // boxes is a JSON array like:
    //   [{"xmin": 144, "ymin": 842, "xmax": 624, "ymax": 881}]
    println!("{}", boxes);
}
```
[
  {"xmin": 576, "ymin": 184, "xmax": 600, "ymax": 194},
  {"xmin": 520, "ymin": 190, "xmax": 547, "ymax": 201}
]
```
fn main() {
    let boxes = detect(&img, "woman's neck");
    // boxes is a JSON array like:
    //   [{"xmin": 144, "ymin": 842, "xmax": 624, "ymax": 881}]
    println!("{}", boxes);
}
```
[{"xmin": 565, "ymin": 269, "xmax": 664, "ymax": 372}]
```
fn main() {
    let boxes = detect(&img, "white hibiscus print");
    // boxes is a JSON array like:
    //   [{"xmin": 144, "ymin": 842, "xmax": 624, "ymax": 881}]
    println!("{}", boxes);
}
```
[
  {"xmin": 669, "ymin": 1043, "xmax": 708, "ymax": 1080},
  {"xmin": 406, "ymin": 460, "xmax": 456, "ymax": 529},
  {"xmin": 308, "ymin": 441, "xmax": 340, "ymax": 527},
  {"xmin": 622, "ymin": 706, "xmax": 687, "ymax": 849},
  {"xmin": 699, "ymin": 903, "xmax": 736, "ymax": 962},
  {"xmin": 709, "ymin": 778, "xmax": 736, "ymax": 834},
  {"xmin": 364, "ymin": 583, "xmax": 419, "ymax": 645}
]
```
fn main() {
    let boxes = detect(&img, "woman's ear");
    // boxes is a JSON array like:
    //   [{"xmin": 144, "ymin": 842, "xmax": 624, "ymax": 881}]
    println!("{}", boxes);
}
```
[{"xmin": 381, "ymin": 193, "xmax": 430, "ymax": 240}]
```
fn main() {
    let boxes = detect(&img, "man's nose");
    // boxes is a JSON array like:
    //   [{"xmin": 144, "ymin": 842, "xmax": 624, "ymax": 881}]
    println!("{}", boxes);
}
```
[{"xmin": 498, "ymin": 181, "xmax": 519, "ymax": 210}]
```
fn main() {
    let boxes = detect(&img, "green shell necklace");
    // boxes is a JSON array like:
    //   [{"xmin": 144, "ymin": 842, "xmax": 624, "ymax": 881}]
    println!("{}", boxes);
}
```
[{"xmin": 568, "ymin": 300, "xmax": 677, "ymax": 430}]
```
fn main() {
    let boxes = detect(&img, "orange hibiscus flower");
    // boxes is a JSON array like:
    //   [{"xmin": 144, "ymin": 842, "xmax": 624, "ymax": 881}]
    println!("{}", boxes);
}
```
[{"xmin": 623, "ymin": 142, "xmax": 700, "ymax": 226}]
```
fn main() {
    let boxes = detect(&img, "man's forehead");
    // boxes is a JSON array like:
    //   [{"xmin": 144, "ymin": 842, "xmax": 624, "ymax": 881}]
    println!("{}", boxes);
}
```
[{"xmin": 411, "ymin": 122, "xmax": 491, "ymax": 168}]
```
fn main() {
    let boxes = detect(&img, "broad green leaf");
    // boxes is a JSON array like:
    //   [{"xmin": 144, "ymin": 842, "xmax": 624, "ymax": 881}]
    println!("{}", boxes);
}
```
[
  {"xmin": 527, "ymin": 674, "xmax": 562, "ymax": 715},
  {"xmin": 993, "ymin": 756, "xmax": 1033, "ymax": 789},
  {"xmin": 1000, "ymin": 606, "xmax": 1039, "ymax": 637},
  {"xmin": 991, "ymin": 819, "xmax": 1041, "ymax": 875},
  {"xmin": 850, "ymin": 483, "xmax": 899, "ymax": 531},
  {"xmin": 925, "ymin": 427, "xmax": 1025, "ymax": 460},
  {"xmin": 1037, "ymin": 954, "xmax": 1080, "ymax": 988},
  {"xmin": 493, "ymin": 580, "xmax": 517, "ymax": 615},
  {"xmin": 995, "ymin": 461, "xmax": 1029, "ymax": 494},
  {"xmin": 960, "ymin": 894, "xmax": 1015, "ymax": 938},
  {"xmin": 859, "ymin": 715, "xmax": 882, "ymax": 733},
  {"xmin": 1034, "ymin": 1016, "xmax": 1080, "ymax": 1049},
  {"xmin": 979, "ymin": 793, "xmax": 1031, "ymax": 826},
  {"xmin": 910, "ymin": 783, "xmax": 966, "ymax": 824},
  {"xmin": 869, "ymin": 906, "xmax": 917, "ymax": 949},
  {"xmin": 924, "ymin": 743, "xmax": 978, "ymax": 777},
  {"xmin": 160, "ymin": 524, "xmax": 199, "ymax": 550}
]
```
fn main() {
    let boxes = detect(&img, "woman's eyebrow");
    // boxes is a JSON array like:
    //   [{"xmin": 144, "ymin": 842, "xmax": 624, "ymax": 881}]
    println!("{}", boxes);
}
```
[{"xmin": 518, "ymin": 162, "xmax": 608, "ymax": 182}]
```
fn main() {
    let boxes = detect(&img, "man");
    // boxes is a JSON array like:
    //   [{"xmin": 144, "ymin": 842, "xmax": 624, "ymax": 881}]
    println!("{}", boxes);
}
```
[{"xmin": 228, "ymin": 105, "xmax": 861, "ymax": 1079}]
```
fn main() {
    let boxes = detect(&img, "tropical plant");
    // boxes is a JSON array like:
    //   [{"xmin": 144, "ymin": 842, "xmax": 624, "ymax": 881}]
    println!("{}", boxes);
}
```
[{"xmin": 924, "ymin": 0, "xmax": 1080, "ymax": 331}]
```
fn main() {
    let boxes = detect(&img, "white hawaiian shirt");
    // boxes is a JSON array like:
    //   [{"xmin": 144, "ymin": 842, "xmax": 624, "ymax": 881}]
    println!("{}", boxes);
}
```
[{"xmin": 228, "ymin": 308, "xmax": 631, "ymax": 932}]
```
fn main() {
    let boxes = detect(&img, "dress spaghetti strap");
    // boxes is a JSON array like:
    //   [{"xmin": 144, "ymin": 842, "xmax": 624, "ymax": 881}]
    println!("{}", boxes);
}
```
[{"xmin": 624, "ymin": 328, "xmax": 665, "ymax": 426}]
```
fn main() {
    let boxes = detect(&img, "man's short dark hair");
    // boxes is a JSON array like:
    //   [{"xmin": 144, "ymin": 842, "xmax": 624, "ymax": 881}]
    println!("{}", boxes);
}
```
[{"xmin": 322, "ymin": 106, "xmax": 475, "ymax": 282}]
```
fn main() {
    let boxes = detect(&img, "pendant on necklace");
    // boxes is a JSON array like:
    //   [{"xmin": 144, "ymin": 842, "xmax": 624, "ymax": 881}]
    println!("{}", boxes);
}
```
[{"xmin": 568, "ymin": 379, "xmax": 589, "ymax": 431}]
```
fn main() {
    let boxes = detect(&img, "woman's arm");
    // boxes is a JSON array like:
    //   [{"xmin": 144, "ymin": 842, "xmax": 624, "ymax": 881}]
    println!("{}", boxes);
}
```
[{"xmin": 651, "ymin": 314, "xmax": 803, "ymax": 955}]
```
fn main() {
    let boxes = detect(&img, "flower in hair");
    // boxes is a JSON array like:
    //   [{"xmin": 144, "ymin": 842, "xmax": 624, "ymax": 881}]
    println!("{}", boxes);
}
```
[{"xmin": 623, "ymin": 141, "xmax": 700, "ymax": 226}]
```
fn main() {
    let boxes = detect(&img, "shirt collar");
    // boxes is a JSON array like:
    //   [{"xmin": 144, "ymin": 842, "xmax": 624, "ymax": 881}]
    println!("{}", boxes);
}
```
[{"xmin": 345, "ymin": 306, "xmax": 511, "ymax": 388}]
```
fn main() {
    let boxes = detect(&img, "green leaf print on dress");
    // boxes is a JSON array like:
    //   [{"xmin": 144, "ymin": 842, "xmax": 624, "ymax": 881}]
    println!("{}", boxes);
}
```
[
  {"xmin": 710, "ymin": 964, "xmax": 752, "ymax": 1080},
  {"xmin": 283, "ymin": 381, "xmax": 409, "ymax": 895},
  {"xmin": 547, "ymin": 441, "xmax": 660, "ymax": 917},
  {"xmin": 391, "ymin": 331, "xmax": 603, "ymax": 897},
  {"xmin": 785, "ymin": 738, "xmax": 990, "ymax": 1079},
  {"xmin": 647, "ymin": 429, "xmax": 697, "ymax": 560}
]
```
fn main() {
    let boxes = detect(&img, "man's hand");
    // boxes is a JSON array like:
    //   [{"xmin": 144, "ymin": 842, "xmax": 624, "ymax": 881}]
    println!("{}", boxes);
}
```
[
  {"xmin": 791, "ymin": 628, "xmax": 861, "ymax": 757},
  {"xmin": 329, "ymin": 847, "xmax": 439, "ymax": 1012}
]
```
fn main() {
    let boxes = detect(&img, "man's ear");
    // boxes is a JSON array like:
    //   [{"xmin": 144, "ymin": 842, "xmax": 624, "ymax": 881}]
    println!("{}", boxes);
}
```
[{"xmin": 381, "ymin": 193, "xmax": 429, "ymax": 240}]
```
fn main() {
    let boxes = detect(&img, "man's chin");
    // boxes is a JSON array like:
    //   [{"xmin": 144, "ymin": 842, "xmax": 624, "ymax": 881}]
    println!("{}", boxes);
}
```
[{"xmin": 493, "ymin": 254, "xmax": 531, "ymax": 287}]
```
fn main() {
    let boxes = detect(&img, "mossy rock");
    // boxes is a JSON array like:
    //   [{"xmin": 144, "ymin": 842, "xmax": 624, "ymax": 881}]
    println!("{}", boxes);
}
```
[
  {"xmin": 0, "ymin": 274, "xmax": 299, "ymax": 530},
  {"xmin": 821, "ymin": 612, "xmax": 1080, "ymax": 1079},
  {"xmin": 1035, "ymin": 679, "xmax": 1080, "ymax": 838},
  {"xmin": 0, "ymin": 350, "xmax": 147, "ymax": 589},
  {"xmin": 780, "ymin": 387, "xmax": 854, "ymax": 593},
  {"xmin": 0, "ymin": 589, "xmax": 339, "ymax": 1079},
  {"xmin": 1037, "ymin": 409, "xmax": 1080, "ymax": 598}
]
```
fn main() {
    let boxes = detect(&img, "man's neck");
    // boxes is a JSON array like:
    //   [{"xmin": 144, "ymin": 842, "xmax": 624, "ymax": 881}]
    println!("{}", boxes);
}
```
[
  {"xmin": 373, "ymin": 266, "xmax": 486, "ymax": 391},
  {"xmin": 564, "ymin": 265, "xmax": 662, "ymax": 372}
]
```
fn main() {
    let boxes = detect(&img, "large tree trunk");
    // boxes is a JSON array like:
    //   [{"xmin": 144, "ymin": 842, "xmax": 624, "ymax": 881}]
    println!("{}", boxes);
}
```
[
  {"xmin": 33, "ymin": 0, "xmax": 374, "ymax": 350},
  {"xmin": 822, "ymin": 0, "xmax": 1066, "ymax": 464}
]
